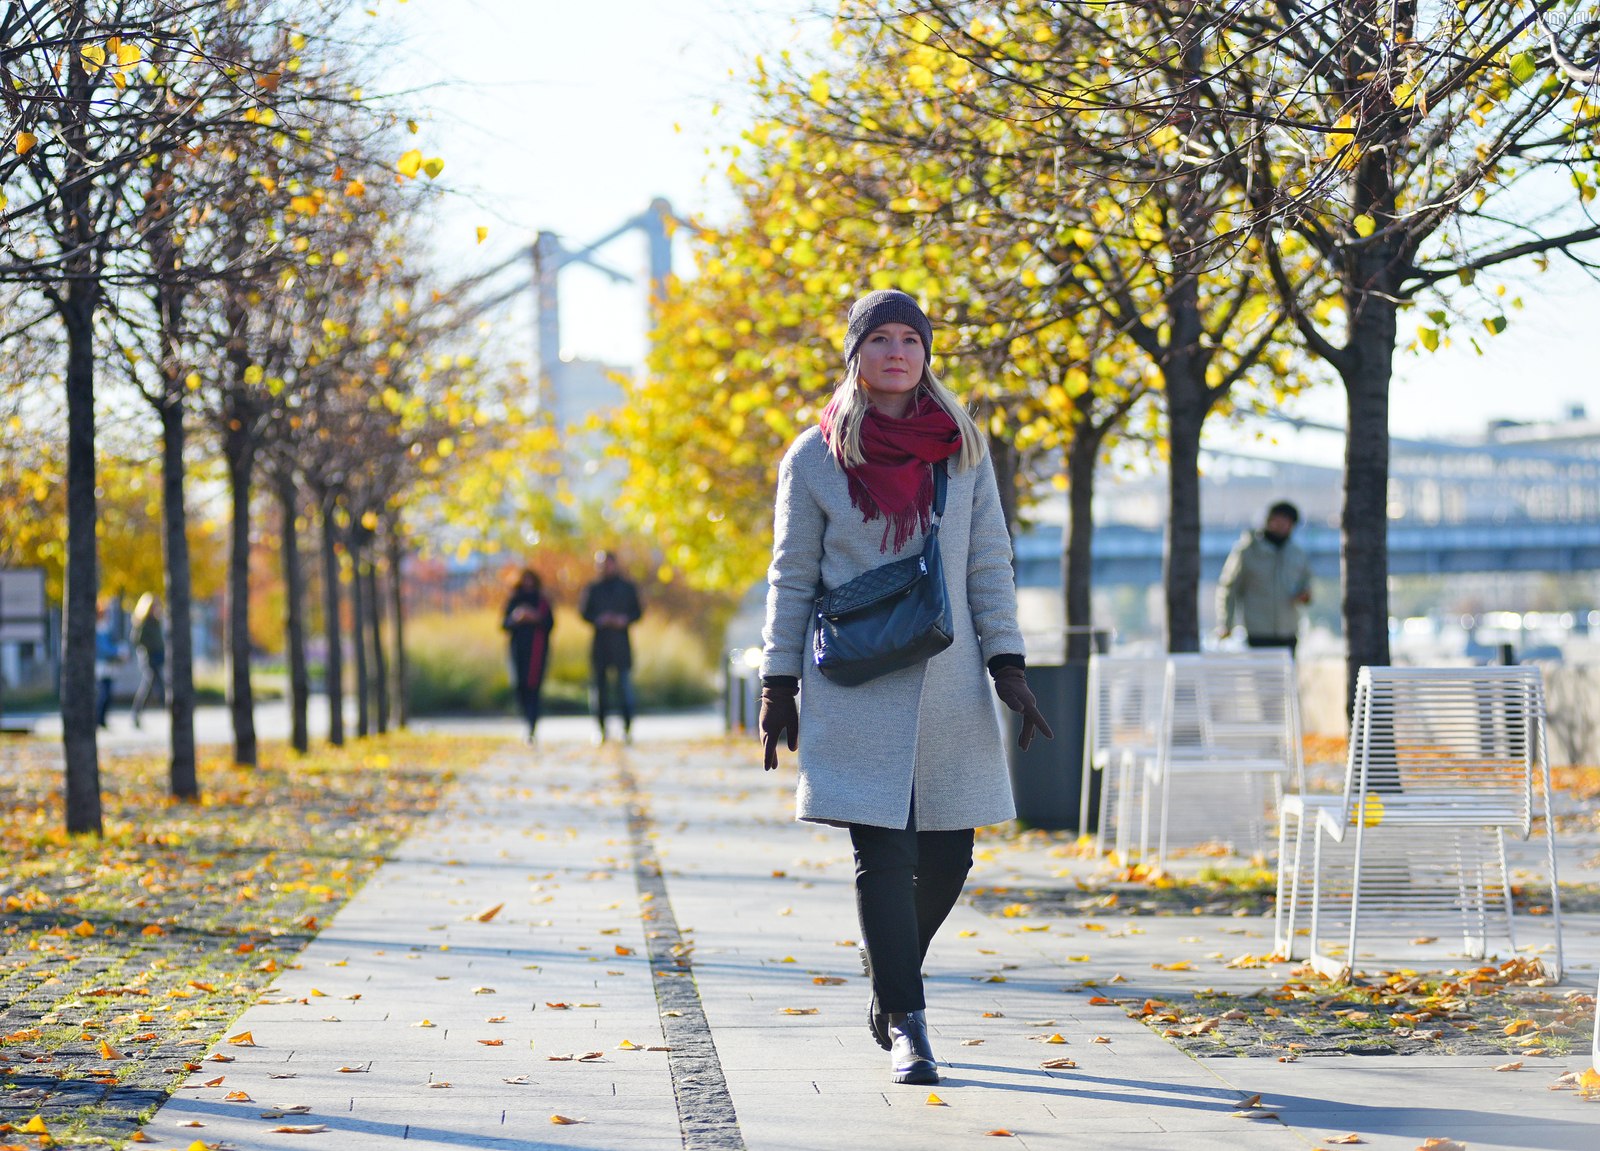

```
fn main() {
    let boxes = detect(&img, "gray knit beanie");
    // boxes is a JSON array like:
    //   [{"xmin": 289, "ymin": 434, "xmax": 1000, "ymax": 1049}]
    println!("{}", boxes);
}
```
[{"xmin": 843, "ymin": 289, "xmax": 933, "ymax": 363}]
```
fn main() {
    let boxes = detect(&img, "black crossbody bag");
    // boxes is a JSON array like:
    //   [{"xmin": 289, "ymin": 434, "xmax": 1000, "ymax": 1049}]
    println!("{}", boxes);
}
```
[{"xmin": 812, "ymin": 461, "xmax": 953, "ymax": 686}]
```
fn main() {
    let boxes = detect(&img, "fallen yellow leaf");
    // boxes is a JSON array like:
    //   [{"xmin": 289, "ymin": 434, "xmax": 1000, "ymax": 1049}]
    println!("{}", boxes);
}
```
[
  {"xmin": 925, "ymin": 1093, "xmax": 946, "ymax": 1106},
  {"xmin": 1042, "ymin": 1057, "xmax": 1077, "ymax": 1069},
  {"xmin": 98, "ymin": 1040, "xmax": 122, "ymax": 1060},
  {"xmin": 473, "ymin": 903, "xmax": 505, "ymax": 922},
  {"xmin": 550, "ymin": 1114, "xmax": 582, "ymax": 1125},
  {"xmin": 226, "ymin": 1031, "xmax": 256, "ymax": 1046}
]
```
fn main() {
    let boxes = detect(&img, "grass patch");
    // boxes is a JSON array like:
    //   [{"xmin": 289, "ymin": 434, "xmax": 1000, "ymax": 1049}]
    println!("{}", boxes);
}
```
[
  {"xmin": 1110, "ymin": 957, "xmax": 1594, "ymax": 1060},
  {"xmin": 0, "ymin": 731, "xmax": 498, "ymax": 1146}
]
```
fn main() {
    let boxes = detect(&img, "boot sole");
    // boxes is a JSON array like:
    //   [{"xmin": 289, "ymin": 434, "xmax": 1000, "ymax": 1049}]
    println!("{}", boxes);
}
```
[{"xmin": 892, "ymin": 1060, "xmax": 939, "ymax": 1085}]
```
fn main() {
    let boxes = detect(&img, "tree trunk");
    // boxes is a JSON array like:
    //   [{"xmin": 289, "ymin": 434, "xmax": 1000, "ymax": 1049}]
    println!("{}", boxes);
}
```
[
  {"xmin": 1163, "ymin": 371, "xmax": 1207, "ymax": 654},
  {"xmin": 223, "ymin": 417, "xmax": 257, "ymax": 766},
  {"xmin": 1161, "ymin": 7, "xmax": 1212, "ymax": 656},
  {"xmin": 386, "ymin": 526, "xmax": 409, "ymax": 729},
  {"xmin": 277, "ymin": 473, "xmax": 310, "ymax": 754},
  {"xmin": 159, "ymin": 392, "xmax": 199, "ymax": 799},
  {"xmin": 60, "ymin": 292, "xmax": 103, "ymax": 836},
  {"xmin": 987, "ymin": 430, "xmax": 1021, "ymax": 538},
  {"xmin": 58, "ymin": 22, "xmax": 103, "ymax": 834},
  {"xmin": 349, "ymin": 536, "xmax": 370, "ymax": 738},
  {"xmin": 366, "ymin": 548, "xmax": 388, "ymax": 735},
  {"xmin": 1064, "ymin": 430, "xmax": 1101, "ymax": 663},
  {"xmin": 318, "ymin": 497, "xmax": 345, "ymax": 746},
  {"xmin": 1340, "ymin": 305, "xmax": 1397, "ymax": 707}
]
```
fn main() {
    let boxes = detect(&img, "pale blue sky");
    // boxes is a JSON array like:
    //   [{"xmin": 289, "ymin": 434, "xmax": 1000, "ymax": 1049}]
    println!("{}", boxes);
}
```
[{"xmin": 388, "ymin": 0, "xmax": 1597, "ymax": 454}]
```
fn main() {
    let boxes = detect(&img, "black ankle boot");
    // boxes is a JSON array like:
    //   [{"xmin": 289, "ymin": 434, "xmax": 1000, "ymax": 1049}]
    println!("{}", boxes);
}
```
[{"xmin": 887, "ymin": 1011, "xmax": 938, "ymax": 1085}]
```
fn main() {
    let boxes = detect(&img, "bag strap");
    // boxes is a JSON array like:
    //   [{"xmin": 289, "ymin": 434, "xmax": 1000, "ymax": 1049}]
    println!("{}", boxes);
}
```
[{"xmin": 928, "ymin": 459, "xmax": 948, "ymax": 527}]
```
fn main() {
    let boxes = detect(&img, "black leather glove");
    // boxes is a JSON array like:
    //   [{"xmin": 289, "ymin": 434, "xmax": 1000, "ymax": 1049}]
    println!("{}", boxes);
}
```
[
  {"xmin": 759, "ymin": 677, "xmax": 799, "ymax": 771},
  {"xmin": 991, "ymin": 665, "xmax": 1054, "ymax": 751}
]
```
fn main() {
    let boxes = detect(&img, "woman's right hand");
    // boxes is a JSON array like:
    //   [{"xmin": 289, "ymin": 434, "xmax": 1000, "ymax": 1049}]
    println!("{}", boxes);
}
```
[{"xmin": 758, "ymin": 677, "xmax": 800, "ymax": 770}]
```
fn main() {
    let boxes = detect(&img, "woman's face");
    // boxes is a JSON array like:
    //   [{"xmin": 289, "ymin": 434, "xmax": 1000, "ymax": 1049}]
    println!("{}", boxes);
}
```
[{"xmin": 856, "ymin": 322, "xmax": 925, "ymax": 403}]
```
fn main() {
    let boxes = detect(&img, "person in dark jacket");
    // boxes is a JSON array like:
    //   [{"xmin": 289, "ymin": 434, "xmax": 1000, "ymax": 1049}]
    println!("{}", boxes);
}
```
[
  {"xmin": 129, "ymin": 592, "xmax": 167, "ymax": 728},
  {"xmin": 502, "ymin": 569, "xmax": 556, "ymax": 745},
  {"xmin": 578, "ymin": 551, "xmax": 642, "ymax": 743}
]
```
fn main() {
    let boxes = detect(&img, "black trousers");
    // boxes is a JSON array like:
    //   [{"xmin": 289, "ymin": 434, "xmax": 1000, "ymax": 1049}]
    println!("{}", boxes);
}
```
[
  {"xmin": 849, "ymin": 820, "xmax": 975, "ymax": 1014},
  {"xmin": 1246, "ymin": 634, "xmax": 1297, "ymax": 656},
  {"xmin": 515, "ymin": 678, "xmax": 547, "ymax": 735},
  {"xmin": 590, "ymin": 661, "xmax": 635, "ymax": 730}
]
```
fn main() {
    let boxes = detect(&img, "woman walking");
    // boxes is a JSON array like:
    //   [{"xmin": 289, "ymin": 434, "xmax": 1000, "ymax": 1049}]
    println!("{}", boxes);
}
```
[
  {"xmin": 502, "ymin": 569, "xmax": 556, "ymax": 745},
  {"xmin": 129, "ymin": 593, "xmax": 167, "ymax": 728},
  {"xmin": 758, "ymin": 289, "xmax": 1052, "ymax": 1086}
]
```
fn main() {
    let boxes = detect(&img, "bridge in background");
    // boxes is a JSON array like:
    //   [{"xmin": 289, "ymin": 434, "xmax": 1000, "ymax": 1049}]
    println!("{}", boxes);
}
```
[{"xmin": 1014, "ymin": 519, "xmax": 1600, "ymax": 588}]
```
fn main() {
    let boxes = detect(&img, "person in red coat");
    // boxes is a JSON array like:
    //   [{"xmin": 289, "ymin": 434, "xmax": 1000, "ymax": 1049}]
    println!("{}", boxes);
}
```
[{"xmin": 502, "ymin": 569, "xmax": 555, "ymax": 745}]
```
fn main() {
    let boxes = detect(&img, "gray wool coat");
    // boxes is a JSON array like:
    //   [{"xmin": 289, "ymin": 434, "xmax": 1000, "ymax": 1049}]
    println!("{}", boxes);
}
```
[{"xmin": 760, "ymin": 426, "xmax": 1025, "ymax": 831}]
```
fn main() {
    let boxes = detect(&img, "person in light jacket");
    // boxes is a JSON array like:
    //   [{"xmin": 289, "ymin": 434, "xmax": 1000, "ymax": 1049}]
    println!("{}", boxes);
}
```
[
  {"xmin": 1216, "ymin": 501, "xmax": 1313, "ymax": 654},
  {"xmin": 758, "ymin": 289, "xmax": 1052, "ymax": 1087}
]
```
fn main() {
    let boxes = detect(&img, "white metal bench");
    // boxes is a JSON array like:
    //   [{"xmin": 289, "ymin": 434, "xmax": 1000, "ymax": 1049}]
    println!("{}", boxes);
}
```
[
  {"xmin": 1138, "ymin": 650, "xmax": 1304, "ymax": 868},
  {"xmin": 1274, "ymin": 665, "xmax": 1563, "ymax": 980},
  {"xmin": 1080, "ymin": 654, "xmax": 1168, "ymax": 857}
]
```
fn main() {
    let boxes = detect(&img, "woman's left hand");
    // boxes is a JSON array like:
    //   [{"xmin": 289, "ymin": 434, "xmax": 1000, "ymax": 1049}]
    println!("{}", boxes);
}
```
[{"xmin": 991, "ymin": 666, "xmax": 1054, "ymax": 751}]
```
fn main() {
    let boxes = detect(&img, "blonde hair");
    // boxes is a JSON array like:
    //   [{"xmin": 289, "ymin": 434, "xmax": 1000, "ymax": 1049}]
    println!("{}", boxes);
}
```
[
  {"xmin": 131, "ymin": 592, "xmax": 157, "ymax": 629},
  {"xmin": 824, "ymin": 360, "xmax": 985, "ymax": 472}
]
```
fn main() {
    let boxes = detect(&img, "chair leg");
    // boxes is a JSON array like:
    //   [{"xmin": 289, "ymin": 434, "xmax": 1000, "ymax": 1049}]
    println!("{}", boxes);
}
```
[
  {"xmin": 1495, "ymin": 829, "xmax": 1517, "ymax": 958},
  {"xmin": 1344, "ymin": 827, "xmax": 1365, "ymax": 979},
  {"xmin": 1452, "ymin": 832, "xmax": 1486, "ymax": 959},
  {"xmin": 1156, "ymin": 770, "xmax": 1172, "ymax": 872},
  {"xmin": 1275, "ymin": 813, "xmax": 1299, "ymax": 958},
  {"xmin": 1092, "ymin": 766, "xmax": 1109, "ymax": 856},
  {"xmin": 1309, "ymin": 828, "xmax": 1326, "ymax": 972}
]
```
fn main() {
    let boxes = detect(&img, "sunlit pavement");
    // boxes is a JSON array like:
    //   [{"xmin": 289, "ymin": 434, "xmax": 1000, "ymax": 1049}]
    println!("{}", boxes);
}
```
[{"xmin": 129, "ymin": 733, "xmax": 1598, "ymax": 1151}]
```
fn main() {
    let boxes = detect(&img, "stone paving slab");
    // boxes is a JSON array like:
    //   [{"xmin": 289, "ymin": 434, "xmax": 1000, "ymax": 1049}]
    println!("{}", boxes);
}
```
[{"xmin": 139, "ymin": 736, "xmax": 1599, "ymax": 1151}]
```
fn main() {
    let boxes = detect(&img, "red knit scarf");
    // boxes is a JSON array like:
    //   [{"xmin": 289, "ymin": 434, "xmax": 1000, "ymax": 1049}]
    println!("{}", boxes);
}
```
[{"xmin": 820, "ymin": 391, "xmax": 963, "ymax": 553}]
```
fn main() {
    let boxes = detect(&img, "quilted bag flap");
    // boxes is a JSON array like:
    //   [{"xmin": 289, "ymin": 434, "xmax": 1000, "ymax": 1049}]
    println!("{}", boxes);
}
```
[{"xmin": 816, "ymin": 545, "xmax": 932, "ymax": 619}]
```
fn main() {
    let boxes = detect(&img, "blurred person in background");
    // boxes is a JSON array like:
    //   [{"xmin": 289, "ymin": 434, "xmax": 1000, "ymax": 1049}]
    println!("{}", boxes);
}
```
[
  {"xmin": 129, "ymin": 593, "xmax": 167, "ymax": 728},
  {"xmin": 502, "ymin": 569, "xmax": 556, "ymax": 746},
  {"xmin": 93, "ymin": 601, "xmax": 124, "ymax": 729},
  {"xmin": 579, "ymin": 551, "xmax": 642, "ymax": 744},
  {"xmin": 1217, "ymin": 500, "xmax": 1312, "ymax": 655}
]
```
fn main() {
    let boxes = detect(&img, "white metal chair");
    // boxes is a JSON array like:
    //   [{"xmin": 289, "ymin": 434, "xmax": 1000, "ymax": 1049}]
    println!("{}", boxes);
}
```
[
  {"xmin": 1140, "ymin": 650, "xmax": 1304, "ymax": 868},
  {"xmin": 1275, "ymin": 665, "xmax": 1563, "ymax": 980},
  {"xmin": 1080, "ymin": 655, "xmax": 1168, "ymax": 856}
]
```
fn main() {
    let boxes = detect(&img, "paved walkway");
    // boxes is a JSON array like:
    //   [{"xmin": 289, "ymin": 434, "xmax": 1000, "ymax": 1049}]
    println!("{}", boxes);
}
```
[{"xmin": 137, "ymin": 737, "xmax": 1599, "ymax": 1151}]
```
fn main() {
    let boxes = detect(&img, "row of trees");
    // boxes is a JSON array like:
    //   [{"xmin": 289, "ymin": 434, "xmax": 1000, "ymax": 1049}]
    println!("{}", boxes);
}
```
[
  {"xmin": 621, "ymin": 0, "xmax": 1600, "ymax": 693},
  {"xmin": 0, "ymin": 2, "xmax": 546, "ymax": 834}
]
